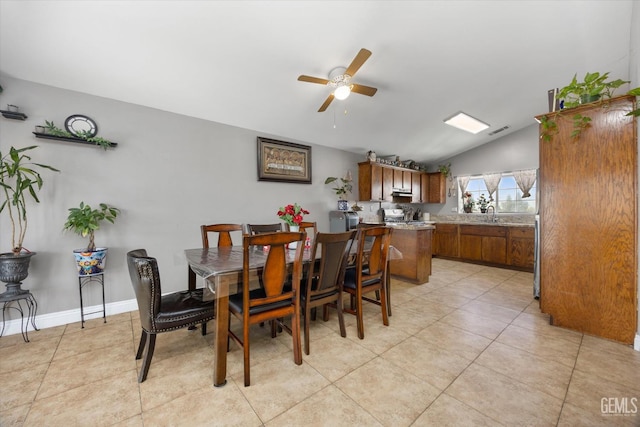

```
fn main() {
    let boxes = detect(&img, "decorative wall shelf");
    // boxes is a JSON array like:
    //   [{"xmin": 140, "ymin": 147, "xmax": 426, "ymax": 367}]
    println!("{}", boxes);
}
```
[
  {"xmin": 1, "ymin": 110, "xmax": 28, "ymax": 120},
  {"xmin": 32, "ymin": 132, "xmax": 118, "ymax": 147}
]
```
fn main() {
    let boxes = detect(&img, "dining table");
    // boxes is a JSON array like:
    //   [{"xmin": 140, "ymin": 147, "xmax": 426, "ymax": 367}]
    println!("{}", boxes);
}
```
[{"xmin": 185, "ymin": 242, "xmax": 402, "ymax": 387}]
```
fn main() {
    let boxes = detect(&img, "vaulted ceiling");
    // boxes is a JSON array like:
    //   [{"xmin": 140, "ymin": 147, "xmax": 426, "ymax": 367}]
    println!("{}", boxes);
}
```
[{"xmin": 0, "ymin": 1, "xmax": 634, "ymax": 163}]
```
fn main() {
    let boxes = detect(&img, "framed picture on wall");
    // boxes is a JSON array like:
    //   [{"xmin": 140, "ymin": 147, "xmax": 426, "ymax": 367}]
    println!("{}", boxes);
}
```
[{"xmin": 257, "ymin": 137, "xmax": 312, "ymax": 183}]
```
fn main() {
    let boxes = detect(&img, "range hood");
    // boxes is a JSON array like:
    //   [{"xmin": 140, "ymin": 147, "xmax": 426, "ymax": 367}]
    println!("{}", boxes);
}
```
[{"xmin": 391, "ymin": 188, "xmax": 412, "ymax": 197}]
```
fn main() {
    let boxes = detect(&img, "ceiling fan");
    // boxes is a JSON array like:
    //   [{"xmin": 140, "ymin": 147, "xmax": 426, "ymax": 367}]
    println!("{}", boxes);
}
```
[{"xmin": 297, "ymin": 48, "xmax": 378, "ymax": 112}]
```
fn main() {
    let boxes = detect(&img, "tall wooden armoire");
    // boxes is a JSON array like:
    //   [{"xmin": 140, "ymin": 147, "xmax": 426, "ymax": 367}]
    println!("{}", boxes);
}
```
[{"xmin": 538, "ymin": 95, "xmax": 637, "ymax": 344}]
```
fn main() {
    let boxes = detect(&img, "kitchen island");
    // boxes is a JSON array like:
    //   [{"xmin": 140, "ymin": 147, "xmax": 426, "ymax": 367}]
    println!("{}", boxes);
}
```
[{"xmin": 365, "ymin": 223, "xmax": 434, "ymax": 284}]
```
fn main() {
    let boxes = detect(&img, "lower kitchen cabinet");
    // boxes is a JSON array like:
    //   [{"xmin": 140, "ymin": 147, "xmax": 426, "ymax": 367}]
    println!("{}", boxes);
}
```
[
  {"xmin": 460, "ymin": 225, "xmax": 507, "ymax": 265},
  {"xmin": 433, "ymin": 223, "xmax": 459, "ymax": 258},
  {"xmin": 434, "ymin": 222, "xmax": 533, "ymax": 272},
  {"xmin": 507, "ymin": 226, "xmax": 534, "ymax": 269}
]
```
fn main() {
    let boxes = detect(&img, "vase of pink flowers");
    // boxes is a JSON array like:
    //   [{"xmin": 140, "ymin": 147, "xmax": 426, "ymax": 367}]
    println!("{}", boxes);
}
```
[{"xmin": 277, "ymin": 203, "xmax": 309, "ymax": 249}]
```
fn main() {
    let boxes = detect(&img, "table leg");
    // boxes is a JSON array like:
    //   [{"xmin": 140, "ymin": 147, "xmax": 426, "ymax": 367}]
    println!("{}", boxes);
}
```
[
  {"xmin": 386, "ymin": 262, "xmax": 392, "ymax": 317},
  {"xmin": 211, "ymin": 276, "xmax": 230, "ymax": 387},
  {"xmin": 188, "ymin": 266, "xmax": 196, "ymax": 291}
]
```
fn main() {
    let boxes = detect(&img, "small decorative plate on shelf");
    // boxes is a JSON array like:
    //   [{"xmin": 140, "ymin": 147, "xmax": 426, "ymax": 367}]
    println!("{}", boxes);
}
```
[{"xmin": 64, "ymin": 114, "xmax": 98, "ymax": 138}]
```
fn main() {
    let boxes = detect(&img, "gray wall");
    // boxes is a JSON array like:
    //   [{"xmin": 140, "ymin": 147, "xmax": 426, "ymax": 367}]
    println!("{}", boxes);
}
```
[
  {"xmin": 425, "ymin": 124, "xmax": 540, "ymax": 215},
  {"xmin": 0, "ymin": 76, "xmax": 361, "ymax": 318}
]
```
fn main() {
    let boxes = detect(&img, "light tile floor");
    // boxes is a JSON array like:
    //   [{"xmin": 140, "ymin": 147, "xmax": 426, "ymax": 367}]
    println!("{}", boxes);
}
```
[{"xmin": 1, "ymin": 259, "xmax": 639, "ymax": 426}]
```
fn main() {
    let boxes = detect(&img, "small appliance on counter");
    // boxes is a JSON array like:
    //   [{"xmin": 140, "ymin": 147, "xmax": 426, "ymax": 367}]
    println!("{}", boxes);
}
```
[
  {"xmin": 381, "ymin": 209, "xmax": 405, "ymax": 223},
  {"xmin": 381, "ymin": 208, "xmax": 434, "ymax": 225},
  {"xmin": 329, "ymin": 210, "xmax": 359, "ymax": 232}
]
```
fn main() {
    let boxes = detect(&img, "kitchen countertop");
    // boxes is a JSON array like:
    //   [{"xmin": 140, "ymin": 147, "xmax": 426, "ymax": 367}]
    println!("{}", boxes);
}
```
[
  {"xmin": 434, "ymin": 221, "xmax": 534, "ymax": 228},
  {"xmin": 362, "ymin": 222, "xmax": 435, "ymax": 230}
]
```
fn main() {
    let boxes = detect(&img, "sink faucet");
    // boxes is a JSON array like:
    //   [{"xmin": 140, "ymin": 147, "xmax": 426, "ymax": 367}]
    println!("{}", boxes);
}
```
[{"xmin": 486, "ymin": 206, "xmax": 497, "ymax": 222}]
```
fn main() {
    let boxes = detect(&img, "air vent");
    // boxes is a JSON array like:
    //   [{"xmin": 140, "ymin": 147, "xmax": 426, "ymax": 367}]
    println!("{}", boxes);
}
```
[{"xmin": 488, "ymin": 126, "xmax": 510, "ymax": 136}]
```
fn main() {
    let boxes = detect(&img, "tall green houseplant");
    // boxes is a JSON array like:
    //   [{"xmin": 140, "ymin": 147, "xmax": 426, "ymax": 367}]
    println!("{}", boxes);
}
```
[{"xmin": 0, "ymin": 145, "xmax": 59, "ymax": 255}]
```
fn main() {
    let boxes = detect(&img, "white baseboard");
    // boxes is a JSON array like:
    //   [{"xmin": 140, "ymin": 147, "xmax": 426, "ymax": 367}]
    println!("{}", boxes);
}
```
[
  {"xmin": 635, "ymin": 333, "xmax": 640, "ymax": 352},
  {"xmin": 1, "ymin": 298, "xmax": 138, "ymax": 337}
]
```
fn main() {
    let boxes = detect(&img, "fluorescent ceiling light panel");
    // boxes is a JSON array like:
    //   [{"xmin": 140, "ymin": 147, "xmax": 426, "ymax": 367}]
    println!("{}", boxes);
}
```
[{"xmin": 444, "ymin": 112, "xmax": 490, "ymax": 134}]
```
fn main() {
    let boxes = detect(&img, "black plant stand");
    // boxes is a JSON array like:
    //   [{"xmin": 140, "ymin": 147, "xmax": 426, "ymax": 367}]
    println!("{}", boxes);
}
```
[
  {"xmin": 78, "ymin": 273, "xmax": 106, "ymax": 328},
  {"xmin": 0, "ymin": 290, "xmax": 38, "ymax": 342}
]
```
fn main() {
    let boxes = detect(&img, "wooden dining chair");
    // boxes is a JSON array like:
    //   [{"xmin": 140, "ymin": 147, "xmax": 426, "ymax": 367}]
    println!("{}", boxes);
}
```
[
  {"xmin": 300, "ymin": 230, "xmax": 356, "ymax": 354},
  {"xmin": 342, "ymin": 226, "xmax": 392, "ymax": 339},
  {"xmin": 188, "ymin": 224, "xmax": 244, "ymax": 293},
  {"xmin": 201, "ymin": 223, "xmax": 243, "ymax": 248},
  {"xmin": 126, "ymin": 249, "xmax": 215, "ymax": 382},
  {"xmin": 227, "ymin": 231, "xmax": 306, "ymax": 386},
  {"xmin": 244, "ymin": 223, "xmax": 285, "ymax": 235},
  {"xmin": 297, "ymin": 221, "xmax": 317, "ymax": 238}
]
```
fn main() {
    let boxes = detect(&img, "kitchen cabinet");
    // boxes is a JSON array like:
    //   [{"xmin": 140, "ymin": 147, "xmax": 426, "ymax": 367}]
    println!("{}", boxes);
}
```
[
  {"xmin": 358, "ymin": 162, "xmax": 383, "ymax": 201},
  {"xmin": 382, "ymin": 167, "xmax": 393, "ymax": 201},
  {"xmin": 507, "ymin": 226, "xmax": 534, "ymax": 269},
  {"xmin": 358, "ymin": 162, "xmax": 447, "ymax": 204},
  {"xmin": 537, "ymin": 95, "xmax": 637, "ymax": 344},
  {"xmin": 359, "ymin": 161, "xmax": 421, "ymax": 202},
  {"xmin": 459, "ymin": 225, "xmax": 507, "ymax": 264},
  {"xmin": 411, "ymin": 172, "xmax": 421, "ymax": 203},
  {"xmin": 427, "ymin": 172, "xmax": 446, "ymax": 203},
  {"xmin": 434, "ymin": 223, "xmax": 532, "ymax": 271},
  {"xmin": 433, "ymin": 223, "xmax": 459, "ymax": 258}
]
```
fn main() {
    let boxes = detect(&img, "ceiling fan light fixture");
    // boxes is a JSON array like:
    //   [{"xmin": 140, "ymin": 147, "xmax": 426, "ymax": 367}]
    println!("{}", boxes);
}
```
[
  {"xmin": 443, "ymin": 112, "xmax": 490, "ymax": 134},
  {"xmin": 334, "ymin": 84, "xmax": 352, "ymax": 100}
]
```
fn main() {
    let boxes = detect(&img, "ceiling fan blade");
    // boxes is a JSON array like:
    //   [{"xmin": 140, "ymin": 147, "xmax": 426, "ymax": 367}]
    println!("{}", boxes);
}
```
[
  {"xmin": 318, "ymin": 94, "xmax": 334, "ymax": 112},
  {"xmin": 298, "ymin": 75, "xmax": 330, "ymax": 85},
  {"xmin": 345, "ymin": 48, "xmax": 372, "ymax": 77},
  {"xmin": 351, "ymin": 84, "xmax": 378, "ymax": 97}
]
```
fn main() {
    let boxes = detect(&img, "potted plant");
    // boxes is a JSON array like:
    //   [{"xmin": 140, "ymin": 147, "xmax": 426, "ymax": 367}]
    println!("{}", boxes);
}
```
[
  {"xmin": 277, "ymin": 203, "xmax": 309, "ymax": 250},
  {"xmin": 437, "ymin": 163, "xmax": 451, "ymax": 178},
  {"xmin": 540, "ymin": 72, "xmax": 640, "ymax": 141},
  {"xmin": 478, "ymin": 194, "xmax": 490, "ymax": 213},
  {"xmin": 0, "ymin": 146, "xmax": 59, "ymax": 295},
  {"xmin": 462, "ymin": 191, "xmax": 475, "ymax": 213},
  {"xmin": 63, "ymin": 202, "xmax": 120, "ymax": 275},
  {"xmin": 325, "ymin": 170, "xmax": 353, "ymax": 211}
]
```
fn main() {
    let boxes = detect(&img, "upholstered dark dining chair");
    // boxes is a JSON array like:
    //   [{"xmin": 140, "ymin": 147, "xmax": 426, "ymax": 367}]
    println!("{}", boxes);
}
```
[
  {"xmin": 342, "ymin": 226, "xmax": 392, "ymax": 339},
  {"xmin": 227, "ymin": 231, "xmax": 305, "ymax": 386},
  {"xmin": 300, "ymin": 230, "xmax": 356, "ymax": 355},
  {"xmin": 201, "ymin": 223, "xmax": 243, "ymax": 248},
  {"xmin": 244, "ymin": 223, "xmax": 285, "ymax": 235},
  {"xmin": 126, "ymin": 249, "xmax": 215, "ymax": 383}
]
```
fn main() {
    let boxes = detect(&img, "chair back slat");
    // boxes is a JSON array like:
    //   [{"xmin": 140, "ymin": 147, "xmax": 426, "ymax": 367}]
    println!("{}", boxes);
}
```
[
  {"xmin": 313, "ymin": 231, "xmax": 356, "ymax": 292},
  {"xmin": 245, "ymin": 223, "xmax": 284, "ymax": 235},
  {"xmin": 242, "ymin": 231, "xmax": 305, "ymax": 306},
  {"xmin": 201, "ymin": 224, "xmax": 243, "ymax": 248},
  {"xmin": 357, "ymin": 226, "xmax": 392, "ymax": 280}
]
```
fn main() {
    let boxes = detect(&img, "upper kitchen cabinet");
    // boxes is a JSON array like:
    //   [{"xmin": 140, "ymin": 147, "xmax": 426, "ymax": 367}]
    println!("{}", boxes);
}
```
[
  {"xmin": 358, "ymin": 161, "xmax": 383, "ymax": 201},
  {"xmin": 538, "ymin": 95, "xmax": 637, "ymax": 345},
  {"xmin": 358, "ymin": 161, "xmax": 445, "ymax": 204},
  {"xmin": 359, "ymin": 161, "xmax": 412, "ymax": 202},
  {"xmin": 425, "ymin": 172, "xmax": 446, "ymax": 203},
  {"xmin": 411, "ymin": 172, "xmax": 421, "ymax": 203}
]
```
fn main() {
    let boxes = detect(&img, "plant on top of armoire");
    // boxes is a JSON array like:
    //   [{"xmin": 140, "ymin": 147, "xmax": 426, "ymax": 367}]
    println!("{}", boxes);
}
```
[{"xmin": 539, "ymin": 72, "xmax": 640, "ymax": 142}]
